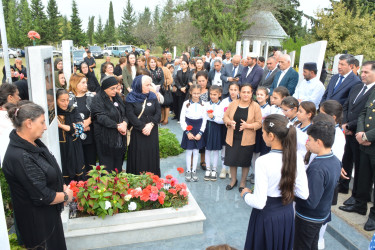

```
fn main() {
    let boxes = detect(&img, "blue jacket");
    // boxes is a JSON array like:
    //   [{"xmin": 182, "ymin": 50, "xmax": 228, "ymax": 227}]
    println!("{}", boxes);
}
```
[
  {"xmin": 220, "ymin": 63, "xmax": 244, "ymax": 94},
  {"xmin": 238, "ymin": 64, "xmax": 263, "ymax": 91},
  {"xmin": 269, "ymin": 67, "xmax": 299, "ymax": 96},
  {"xmin": 320, "ymin": 71, "xmax": 362, "ymax": 106}
]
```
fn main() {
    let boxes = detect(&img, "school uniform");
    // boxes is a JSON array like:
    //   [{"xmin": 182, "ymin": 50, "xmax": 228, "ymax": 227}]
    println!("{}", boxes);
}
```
[
  {"xmin": 254, "ymin": 103, "xmax": 271, "ymax": 155},
  {"xmin": 204, "ymin": 100, "xmax": 225, "ymax": 150},
  {"xmin": 244, "ymin": 150, "xmax": 309, "ymax": 250},
  {"xmin": 294, "ymin": 153, "xmax": 341, "ymax": 250},
  {"xmin": 180, "ymin": 100, "xmax": 207, "ymax": 150},
  {"xmin": 270, "ymin": 105, "xmax": 284, "ymax": 115},
  {"xmin": 332, "ymin": 125, "xmax": 345, "ymax": 162},
  {"xmin": 296, "ymin": 123, "xmax": 311, "ymax": 162}
]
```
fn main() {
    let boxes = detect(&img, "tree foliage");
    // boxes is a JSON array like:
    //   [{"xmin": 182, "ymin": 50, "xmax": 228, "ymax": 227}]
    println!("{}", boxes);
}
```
[
  {"xmin": 94, "ymin": 16, "xmax": 106, "ymax": 45},
  {"xmin": 132, "ymin": 7, "xmax": 154, "ymax": 48},
  {"xmin": 273, "ymin": 0, "xmax": 305, "ymax": 39},
  {"xmin": 46, "ymin": 0, "xmax": 61, "ymax": 44},
  {"xmin": 19, "ymin": 0, "xmax": 33, "ymax": 46},
  {"xmin": 314, "ymin": 1, "xmax": 375, "ymax": 59},
  {"xmin": 118, "ymin": 0, "xmax": 136, "ymax": 44},
  {"xmin": 6, "ymin": 0, "xmax": 19, "ymax": 47},
  {"xmin": 61, "ymin": 15, "xmax": 70, "ymax": 40},
  {"xmin": 104, "ymin": 1, "xmax": 116, "ymax": 44},
  {"xmin": 70, "ymin": 0, "xmax": 86, "ymax": 46},
  {"xmin": 30, "ymin": 0, "xmax": 48, "ymax": 44},
  {"xmin": 87, "ymin": 16, "xmax": 95, "ymax": 45},
  {"xmin": 157, "ymin": 0, "xmax": 176, "ymax": 49}
]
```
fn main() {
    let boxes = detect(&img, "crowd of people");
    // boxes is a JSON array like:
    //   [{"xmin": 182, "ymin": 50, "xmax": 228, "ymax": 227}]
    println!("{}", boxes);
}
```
[{"xmin": 0, "ymin": 47, "xmax": 375, "ymax": 250}]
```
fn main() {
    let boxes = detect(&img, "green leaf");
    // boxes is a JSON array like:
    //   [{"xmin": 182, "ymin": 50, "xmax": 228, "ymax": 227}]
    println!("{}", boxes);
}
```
[
  {"xmin": 108, "ymin": 208, "xmax": 113, "ymax": 216},
  {"xmin": 99, "ymin": 201, "xmax": 105, "ymax": 210}
]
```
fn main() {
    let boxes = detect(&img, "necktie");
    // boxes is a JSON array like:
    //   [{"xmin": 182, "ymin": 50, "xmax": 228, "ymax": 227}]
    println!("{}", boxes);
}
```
[
  {"xmin": 265, "ymin": 70, "xmax": 272, "ymax": 79},
  {"xmin": 232, "ymin": 67, "xmax": 236, "ymax": 77},
  {"xmin": 353, "ymin": 85, "xmax": 367, "ymax": 104},
  {"xmin": 333, "ymin": 75, "xmax": 344, "ymax": 93}
]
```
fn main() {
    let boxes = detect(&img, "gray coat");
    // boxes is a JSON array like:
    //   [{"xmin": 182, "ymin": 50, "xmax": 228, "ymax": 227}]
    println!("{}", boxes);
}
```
[
  {"xmin": 259, "ymin": 67, "xmax": 280, "ymax": 89},
  {"xmin": 220, "ymin": 63, "xmax": 244, "ymax": 95}
]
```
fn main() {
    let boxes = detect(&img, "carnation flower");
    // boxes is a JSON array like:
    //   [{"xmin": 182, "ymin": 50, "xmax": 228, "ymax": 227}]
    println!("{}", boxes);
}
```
[
  {"xmin": 151, "ymin": 186, "xmax": 159, "ymax": 194},
  {"xmin": 128, "ymin": 202, "xmax": 137, "ymax": 211},
  {"xmin": 150, "ymin": 193, "xmax": 158, "ymax": 201},
  {"xmin": 96, "ymin": 165, "xmax": 101, "ymax": 170},
  {"xmin": 105, "ymin": 201, "xmax": 111, "ymax": 210},
  {"xmin": 135, "ymin": 187, "xmax": 142, "ymax": 192},
  {"xmin": 124, "ymin": 194, "xmax": 132, "ymax": 201}
]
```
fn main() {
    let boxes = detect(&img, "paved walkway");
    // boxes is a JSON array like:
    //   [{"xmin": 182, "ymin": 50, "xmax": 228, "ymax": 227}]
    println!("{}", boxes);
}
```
[{"xmin": 100, "ymin": 118, "xmax": 370, "ymax": 250}]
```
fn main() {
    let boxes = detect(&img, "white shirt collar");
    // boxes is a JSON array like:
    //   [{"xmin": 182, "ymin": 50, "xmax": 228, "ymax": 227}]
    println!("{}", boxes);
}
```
[
  {"xmin": 282, "ymin": 67, "xmax": 291, "ymax": 74},
  {"xmin": 341, "ymin": 71, "xmax": 352, "ymax": 78},
  {"xmin": 365, "ymin": 81, "xmax": 375, "ymax": 90}
]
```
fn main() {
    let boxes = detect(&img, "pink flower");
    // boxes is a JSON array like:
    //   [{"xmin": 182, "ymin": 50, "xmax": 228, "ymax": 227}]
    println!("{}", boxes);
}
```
[
  {"xmin": 151, "ymin": 186, "xmax": 159, "ymax": 194},
  {"xmin": 150, "ymin": 193, "xmax": 158, "ymax": 201},
  {"xmin": 159, "ymin": 191, "xmax": 166, "ymax": 198},
  {"xmin": 180, "ymin": 189, "xmax": 189, "ymax": 197},
  {"xmin": 224, "ymin": 107, "xmax": 228, "ymax": 112}
]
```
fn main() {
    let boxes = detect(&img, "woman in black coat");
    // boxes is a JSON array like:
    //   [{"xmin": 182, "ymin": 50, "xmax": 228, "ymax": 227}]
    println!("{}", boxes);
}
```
[
  {"xmin": 174, "ymin": 59, "xmax": 190, "ymax": 121},
  {"xmin": 125, "ymin": 75, "xmax": 161, "ymax": 176},
  {"xmin": 81, "ymin": 62, "xmax": 100, "ymax": 93},
  {"xmin": 91, "ymin": 76, "xmax": 128, "ymax": 172},
  {"xmin": 2, "ymin": 102, "xmax": 73, "ymax": 250}
]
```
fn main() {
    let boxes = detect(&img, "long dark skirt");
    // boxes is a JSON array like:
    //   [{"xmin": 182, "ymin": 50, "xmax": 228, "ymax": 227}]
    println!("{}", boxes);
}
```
[
  {"xmin": 96, "ymin": 142, "xmax": 126, "ymax": 173},
  {"xmin": 245, "ymin": 197, "xmax": 294, "ymax": 250},
  {"xmin": 224, "ymin": 138, "xmax": 254, "ymax": 167},
  {"xmin": 204, "ymin": 121, "xmax": 225, "ymax": 150},
  {"xmin": 181, "ymin": 117, "xmax": 205, "ymax": 150}
]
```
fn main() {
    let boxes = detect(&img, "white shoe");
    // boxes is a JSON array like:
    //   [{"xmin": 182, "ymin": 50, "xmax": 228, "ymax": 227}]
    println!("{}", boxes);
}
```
[
  {"xmin": 227, "ymin": 169, "xmax": 231, "ymax": 178},
  {"xmin": 185, "ymin": 171, "xmax": 192, "ymax": 182},
  {"xmin": 204, "ymin": 170, "xmax": 211, "ymax": 181},
  {"xmin": 219, "ymin": 169, "xmax": 226, "ymax": 179},
  {"xmin": 191, "ymin": 171, "xmax": 199, "ymax": 182},
  {"xmin": 210, "ymin": 170, "xmax": 217, "ymax": 181},
  {"xmin": 318, "ymin": 239, "xmax": 325, "ymax": 249}
]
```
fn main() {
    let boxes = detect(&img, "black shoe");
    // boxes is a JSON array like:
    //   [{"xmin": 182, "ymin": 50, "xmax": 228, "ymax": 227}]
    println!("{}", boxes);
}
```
[
  {"xmin": 239, "ymin": 187, "xmax": 245, "ymax": 193},
  {"xmin": 200, "ymin": 162, "xmax": 207, "ymax": 171},
  {"xmin": 172, "ymin": 117, "xmax": 178, "ymax": 120},
  {"xmin": 343, "ymin": 196, "xmax": 357, "ymax": 206},
  {"xmin": 339, "ymin": 205, "xmax": 367, "ymax": 215},
  {"xmin": 364, "ymin": 218, "xmax": 375, "ymax": 231},
  {"xmin": 338, "ymin": 187, "xmax": 349, "ymax": 194},
  {"xmin": 226, "ymin": 180, "xmax": 238, "ymax": 190}
]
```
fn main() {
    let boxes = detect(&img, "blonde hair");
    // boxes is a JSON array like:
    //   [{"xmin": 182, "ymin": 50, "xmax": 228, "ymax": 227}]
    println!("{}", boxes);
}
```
[{"xmin": 68, "ymin": 73, "xmax": 87, "ymax": 96}]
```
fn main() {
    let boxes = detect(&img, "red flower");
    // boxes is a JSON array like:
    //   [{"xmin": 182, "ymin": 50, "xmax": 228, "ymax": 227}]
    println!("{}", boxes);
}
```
[
  {"xmin": 158, "ymin": 196, "xmax": 165, "ymax": 205},
  {"xmin": 177, "ymin": 167, "xmax": 184, "ymax": 174},
  {"xmin": 115, "ymin": 168, "xmax": 118, "ymax": 173},
  {"xmin": 27, "ymin": 30, "xmax": 40, "ymax": 40},
  {"xmin": 20, "ymin": 73, "xmax": 24, "ymax": 80},
  {"xmin": 166, "ymin": 175, "xmax": 173, "ymax": 179},
  {"xmin": 224, "ymin": 107, "xmax": 228, "ymax": 112},
  {"xmin": 207, "ymin": 109, "xmax": 214, "ymax": 114},
  {"xmin": 168, "ymin": 188, "xmax": 177, "ymax": 195},
  {"xmin": 186, "ymin": 125, "xmax": 193, "ymax": 131},
  {"xmin": 151, "ymin": 186, "xmax": 159, "ymax": 194},
  {"xmin": 96, "ymin": 165, "xmax": 101, "ymax": 170}
]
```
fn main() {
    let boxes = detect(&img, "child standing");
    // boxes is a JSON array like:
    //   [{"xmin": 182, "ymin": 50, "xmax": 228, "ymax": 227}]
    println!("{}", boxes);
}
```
[
  {"xmin": 180, "ymin": 84, "xmax": 207, "ymax": 182},
  {"xmin": 294, "ymin": 121, "xmax": 341, "ymax": 250},
  {"xmin": 204, "ymin": 85, "xmax": 225, "ymax": 181},
  {"xmin": 270, "ymin": 86, "xmax": 289, "ymax": 115},
  {"xmin": 280, "ymin": 96, "xmax": 299, "ymax": 123},
  {"xmin": 241, "ymin": 114, "xmax": 309, "ymax": 250},
  {"xmin": 295, "ymin": 101, "xmax": 316, "ymax": 161},
  {"xmin": 219, "ymin": 82, "xmax": 239, "ymax": 179}
]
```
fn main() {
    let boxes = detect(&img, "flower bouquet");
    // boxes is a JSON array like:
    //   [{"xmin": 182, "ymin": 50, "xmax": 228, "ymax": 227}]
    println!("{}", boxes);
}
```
[{"xmin": 69, "ymin": 166, "xmax": 189, "ymax": 219}]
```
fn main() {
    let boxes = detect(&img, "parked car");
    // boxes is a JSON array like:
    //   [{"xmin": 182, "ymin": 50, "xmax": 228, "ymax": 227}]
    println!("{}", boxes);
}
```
[
  {"xmin": 102, "ymin": 46, "xmax": 115, "ymax": 57},
  {"xmin": 7, "ymin": 48, "xmax": 19, "ymax": 58},
  {"xmin": 89, "ymin": 46, "xmax": 103, "ymax": 59},
  {"xmin": 73, "ymin": 50, "xmax": 85, "ymax": 69},
  {"xmin": 135, "ymin": 47, "xmax": 145, "ymax": 56},
  {"xmin": 52, "ymin": 47, "xmax": 62, "ymax": 57},
  {"xmin": 112, "ymin": 45, "xmax": 132, "ymax": 57}
]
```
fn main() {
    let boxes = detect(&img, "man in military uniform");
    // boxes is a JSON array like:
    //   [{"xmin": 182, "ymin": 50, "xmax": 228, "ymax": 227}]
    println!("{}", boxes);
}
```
[{"xmin": 339, "ymin": 61, "xmax": 375, "ymax": 231}]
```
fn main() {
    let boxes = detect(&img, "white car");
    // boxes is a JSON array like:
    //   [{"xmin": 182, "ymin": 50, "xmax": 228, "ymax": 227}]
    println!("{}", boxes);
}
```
[
  {"xmin": 6, "ymin": 48, "xmax": 19, "ymax": 58},
  {"xmin": 102, "ymin": 46, "xmax": 115, "ymax": 56}
]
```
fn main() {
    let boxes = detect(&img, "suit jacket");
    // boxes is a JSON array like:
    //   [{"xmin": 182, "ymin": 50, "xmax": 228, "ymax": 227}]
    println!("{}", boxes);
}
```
[
  {"xmin": 238, "ymin": 64, "xmax": 264, "ymax": 91},
  {"xmin": 204, "ymin": 62, "xmax": 211, "ymax": 72},
  {"xmin": 343, "ymin": 84, "xmax": 375, "ymax": 132},
  {"xmin": 220, "ymin": 63, "xmax": 244, "ymax": 94},
  {"xmin": 208, "ymin": 69, "xmax": 223, "ymax": 87},
  {"xmin": 174, "ymin": 69, "xmax": 190, "ymax": 97},
  {"xmin": 269, "ymin": 67, "xmax": 299, "ymax": 96},
  {"xmin": 259, "ymin": 67, "xmax": 280, "ymax": 89},
  {"xmin": 357, "ymin": 89, "xmax": 375, "ymax": 155},
  {"xmin": 320, "ymin": 71, "xmax": 362, "ymax": 106}
]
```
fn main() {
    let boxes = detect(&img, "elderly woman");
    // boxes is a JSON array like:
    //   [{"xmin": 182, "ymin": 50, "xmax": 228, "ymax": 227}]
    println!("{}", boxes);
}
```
[
  {"xmin": 91, "ymin": 76, "xmax": 128, "ymax": 172},
  {"xmin": 3, "ymin": 102, "xmax": 73, "ymax": 249},
  {"xmin": 122, "ymin": 53, "xmax": 139, "ymax": 96},
  {"xmin": 68, "ymin": 73, "xmax": 96, "ymax": 168},
  {"xmin": 101, "ymin": 62, "xmax": 116, "ymax": 81},
  {"xmin": 125, "ymin": 75, "xmax": 161, "ymax": 176},
  {"xmin": 223, "ymin": 84, "xmax": 262, "ymax": 192},
  {"xmin": 81, "ymin": 62, "xmax": 100, "ymax": 93}
]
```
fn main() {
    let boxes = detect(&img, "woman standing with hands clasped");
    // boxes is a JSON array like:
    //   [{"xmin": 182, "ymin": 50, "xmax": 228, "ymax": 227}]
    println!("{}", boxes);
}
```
[
  {"xmin": 223, "ymin": 84, "xmax": 262, "ymax": 192},
  {"xmin": 240, "ymin": 114, "xmax": 309, "ymax": 250}
]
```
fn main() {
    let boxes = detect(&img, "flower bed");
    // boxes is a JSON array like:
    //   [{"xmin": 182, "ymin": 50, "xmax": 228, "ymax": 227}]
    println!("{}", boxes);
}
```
[{"xmin": 69, "ymin": 166, "xmax": 189, "ymax": 218}]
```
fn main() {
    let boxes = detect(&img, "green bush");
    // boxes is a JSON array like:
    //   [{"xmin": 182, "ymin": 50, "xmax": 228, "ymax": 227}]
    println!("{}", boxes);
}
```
[
  {"xmin": 159, "ymin": 128, "xmax": 184, "ymax": 158},
  {"xmin": 0, "ymin": 169, "xmax": 12, "ymax": 217}
]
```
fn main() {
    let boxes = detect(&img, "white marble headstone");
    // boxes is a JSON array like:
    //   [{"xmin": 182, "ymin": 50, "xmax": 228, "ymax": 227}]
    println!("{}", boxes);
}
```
[
  {"xmin": 236, "ymin": 41, "xmax": 241, "ymax": 56},
  {"xmin": 297, "ymin": 41, "xmax": 327, "ymax": 83},
  {"xmin": 289, "ymin": 51, "xmax": 296, "ymax": 67},
  {"xmin": 263, "ymin": 42, "xmax": 269, "ymax": 59},
  {"xmin": 243, "ymin": 40, "xmax": 250, "ymax": 59},
  {"xmin": 62, "ymin": 40, "xmax": 73, "ymax": 87},
  {"xmin": 0, "ymin": 186, "xmax": 10, "ymax": 250},
  {"xmin": 332, "ymin": 54, "xmax": 363, "ymax": 75},
  {"xmin": 252, "ymin": 40, "xmax": 262, "ymax": 57}
]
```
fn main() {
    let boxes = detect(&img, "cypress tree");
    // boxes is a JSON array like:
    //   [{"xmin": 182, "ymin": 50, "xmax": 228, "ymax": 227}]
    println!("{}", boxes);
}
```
[
  {"xmin": 30, "ymin": 0, "xmax": 48, "ymax": 44},
  {"xmin": 70, "ymin": 0, "xmax": 86, "ymax": 46},
  {"xmin": 118, "ymin": 0, "xmax": 136, "ymax": 44},
  {"xmin": 46, "ymin": 0, "xmax": 62, "ymax": 44}
]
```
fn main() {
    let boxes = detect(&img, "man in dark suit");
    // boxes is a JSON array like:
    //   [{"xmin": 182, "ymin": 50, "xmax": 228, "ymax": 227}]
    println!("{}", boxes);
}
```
[
  {"xmin": 202, "ymin": 55, "xmax": 211, "ymax": 72},
  {"xmin": 269, "ymin": 54, "xmax": 299, "ymax": 95},
  {"xmin": 320, "ymin": 54, "xmax": 362, "ymax": 106},
  {"xmin": 220, "ymin": 55, "xmax": 243, "ymax": 98},
  {"xmin": 238, "ymin": 52, "xmax": 263, "ymax": 92},
  {"xmin": 339, "ymin": 61, "xmax": 375, "ymax": 231},
  {"xmin": 338, "ymin": 61, "xmax": 375, "ymax": 205},
  {"xmin": 208, "ymin": 59, "xmax": 223, "ymax": 87},
  {"xmin": 259, "ymin": 57, "xmax": 280, "ymax": 89}
]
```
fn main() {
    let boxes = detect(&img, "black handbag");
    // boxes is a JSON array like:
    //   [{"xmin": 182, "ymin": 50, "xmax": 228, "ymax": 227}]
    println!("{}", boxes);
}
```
[{"xmin": 161, "ymin": 84, "xmax": 173, "ymax": 106}]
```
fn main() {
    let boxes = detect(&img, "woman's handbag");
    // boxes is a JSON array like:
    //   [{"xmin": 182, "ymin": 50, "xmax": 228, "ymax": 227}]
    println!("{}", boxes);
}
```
[
  {"xmin": 127, "ymin": 98, "xmax": 147, "ymax": 146},
  {"xmin": 161, "ymin": 84, "xmax": 173, "ymax": 106}
]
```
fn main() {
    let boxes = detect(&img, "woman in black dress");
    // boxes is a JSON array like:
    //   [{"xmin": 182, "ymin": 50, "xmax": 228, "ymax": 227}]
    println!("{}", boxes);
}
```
[
  {"xmin": 2, "ymin": 102, "xmax": 73, "ymax": 250},
  {"xmin": 91, "ymin": 76, "xmax": 128, "ymax": 172},
  {"xmin": 68, "ymin": 73, "xmax": 96, "ymax": 168},
  {"xmin": 81, "ymin": 62, "xmax": 100, "ymax": 93},
  {"xmin": 56, "ymin": 89, "xmax": 86, "ymax": 184},
  {"xmin": 148, "ymin": 56, "xmax": 164, "ymax": 86},
  {"xmin": 223, "ymin": 84, "xmax": 262, "ymax": 192},
  {"xmin": 174, "ymin": 60, "xmax": 190, "ymax": 121},
  {"xmin": 125, "ymin": 75, "xmax": 161, "ymax": 176}
]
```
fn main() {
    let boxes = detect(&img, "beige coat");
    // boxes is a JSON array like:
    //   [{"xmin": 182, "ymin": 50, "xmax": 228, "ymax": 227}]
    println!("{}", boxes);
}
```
[{"xmin": 223, "ymin": 99, "xmax": 262, "ymax": 146}]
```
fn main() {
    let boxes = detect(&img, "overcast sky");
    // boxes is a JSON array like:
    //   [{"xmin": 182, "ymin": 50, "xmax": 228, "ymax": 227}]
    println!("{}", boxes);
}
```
[{"xmin": 39, "ymin": 0, "xmax": 332, "ymax": 30}]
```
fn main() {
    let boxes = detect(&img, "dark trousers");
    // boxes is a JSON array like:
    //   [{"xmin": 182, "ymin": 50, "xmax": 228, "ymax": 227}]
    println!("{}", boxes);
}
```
[
  {"xmin": 339, "ymin": 134, "xmax": 360, "ymax": 196},
  {"xmin": 82, "ymin": 142, "xmax": 97, "ymax": 174},
  {"xmin": 356, "ymin": 150, "xmax": 375, "ymax": 219},
  {"xmin": 294, "ymin": 216, "xmax": 323, "ymax": 250},
  {"xmin": 176, "ymin": 95, "xmax": 185, "ymax": 121},
  {"xmin": 96, "ymin": 142, "xmax": 125, "ymax": 173}
]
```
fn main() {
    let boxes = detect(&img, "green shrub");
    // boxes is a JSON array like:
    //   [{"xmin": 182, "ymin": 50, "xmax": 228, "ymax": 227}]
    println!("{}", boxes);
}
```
[
  {"xmin": 0, "ymin": 169, "xmax": 12, "ymax": 217},
  {"xmin": 159, "ymin": 128, "xmax": 184, "ymax": 158}
]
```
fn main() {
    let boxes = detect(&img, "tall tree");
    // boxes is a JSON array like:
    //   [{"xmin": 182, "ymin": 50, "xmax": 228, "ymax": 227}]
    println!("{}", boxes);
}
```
[
  {"xmin": 104, "ymin": 1, "xmax": 116, "ymax": 43},
  {"xmin": 18, "ymin": 0, "xmax": 33, "ymax": 46},
  {"xmin": 86, "ymin": 16, "xmax": 95, "ymax": 45},
  {"xmin": 158, "ymin": 0, "xmax": 176, "ymax": 49},
  {"xmin": 314, "ymin": 1, "xmax": 375, "ymax": 58},
  {"xmin": 30, "ymin": 0, "xmax": 48, "ymax": 44},
  {"xmin": 132, "ymin": 7, "xmax": 154, "ymax": 48},
  {"xmin": 274, "ymin": 0, "xmax": 304, "ymax": 39},
  {"xmin": 118, "ymin": 0, "xmax": 136, "ymax": 44},
  {"xmin": 6, "ymin": 0, "xmax": 19, "ymax": 47},
  {"xmin": 94, "ymin": 16, "xmax": 106, "ymax": 44},
  {"xmin": 70, "ymin": 0, "xmax": 86, "ymax": 46},
  {"xmin": 46, "ymin": 0, "xmax": 61, "ymax": 44},
  {"xmin": 340, "ymin": 0, "xmax": 375, "ymax": 16},
  {"xmin": 61, "ymin": 15, "xmax": 70, "ymax": 40}
]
